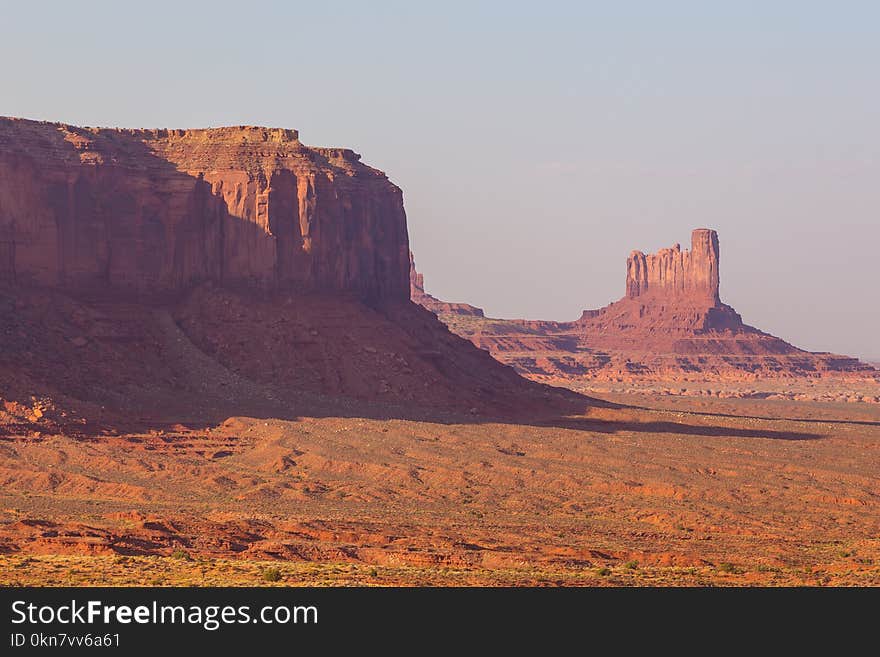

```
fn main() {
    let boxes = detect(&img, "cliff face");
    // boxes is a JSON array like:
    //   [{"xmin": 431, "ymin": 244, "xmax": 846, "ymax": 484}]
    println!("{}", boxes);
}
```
[
  {"xmin": 0, "ymin": 118, "xmax": 410, "ymax": 301},
  {"xmin": 626, "ymin": 229, "xmax": 720, "ymax": 303}
]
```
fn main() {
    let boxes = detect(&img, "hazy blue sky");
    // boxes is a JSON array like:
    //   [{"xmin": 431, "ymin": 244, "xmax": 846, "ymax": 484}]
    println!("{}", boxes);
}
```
[{"xmin": 2, "ymin": 1, "xmax": 877, "ymax": 357}]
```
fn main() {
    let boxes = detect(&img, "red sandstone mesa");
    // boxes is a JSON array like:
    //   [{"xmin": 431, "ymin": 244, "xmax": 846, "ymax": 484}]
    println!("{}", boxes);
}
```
[
  {"xmin": 414, "ymin": 229, "xmax": 876, "ymax": 380},
  {"xmin": 0, "ymin": 117, "xmax": 566, "ymax": 420},
  {"xmin": 0, "ymin": 118, "xmax": 409, "ymax": 300}
]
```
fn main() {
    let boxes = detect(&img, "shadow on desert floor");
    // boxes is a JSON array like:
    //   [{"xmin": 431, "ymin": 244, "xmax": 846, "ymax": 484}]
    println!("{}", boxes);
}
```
[
  {"xmin": 620, "ymin": 402, "xmax": 880, "ymax": 429},
  {"xmin": 6, "ymin": 389, "xmax": 822, "ymax": 443}
]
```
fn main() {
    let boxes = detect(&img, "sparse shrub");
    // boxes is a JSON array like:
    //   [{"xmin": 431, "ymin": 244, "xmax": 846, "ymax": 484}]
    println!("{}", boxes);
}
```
[
  {"xmin": 368, "ymin": 567, "xmax": 379, "ymax": 577},
  {"xmin": 262, "ymin": 567, "xmax": 282, "ymax": 582},
  {"xmin": 170, "ymin": 548, "xmax": 192, "ymax": 561},
  {"xmin": 717, "ymin": 562, "xmax": 736, "ymax": 573},
  {"xmin": 624, "ymin": 560, "xmax": 639, "ymax": 570},
  {"xmin": 596, "ymin": 567, "xmax": 611, "ymax": 576}
]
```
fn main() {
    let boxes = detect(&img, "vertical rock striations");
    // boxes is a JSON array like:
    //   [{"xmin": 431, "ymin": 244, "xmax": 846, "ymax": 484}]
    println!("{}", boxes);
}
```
[
  {"xmin": 0, "ymin": 118, "xmax": 410, "ymax": 302},
  {"xmin": 626, "ymin": 229, "xmax": 720, "ymax": 303}
]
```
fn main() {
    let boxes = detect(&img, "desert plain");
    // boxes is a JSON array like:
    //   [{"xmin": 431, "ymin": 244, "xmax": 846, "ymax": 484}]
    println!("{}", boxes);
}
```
[{"xmin": 3, "ymin": 351, "xmax": 878, "ymax": 586}]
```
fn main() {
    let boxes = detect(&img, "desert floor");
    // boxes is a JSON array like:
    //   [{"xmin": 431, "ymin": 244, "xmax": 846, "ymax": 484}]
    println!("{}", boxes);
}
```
[{"xmin": 2, "ymin": 381, "xmax": 879, "ymax": 587}]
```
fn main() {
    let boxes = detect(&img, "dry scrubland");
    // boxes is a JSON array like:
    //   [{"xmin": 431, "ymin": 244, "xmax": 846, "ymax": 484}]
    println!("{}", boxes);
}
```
[{"xmin": 3, "ymin": 386, "xmax": 879, "ymax": 587}]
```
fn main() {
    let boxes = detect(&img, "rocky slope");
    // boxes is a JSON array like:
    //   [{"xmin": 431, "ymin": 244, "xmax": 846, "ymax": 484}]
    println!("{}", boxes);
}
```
[
  {"xmin": 0, "ymin": 118, "xmax": 575, "ymax": 427},
  {"xmin": 416, "ymin": 229, "xmax": 876, "ymax": 382}
]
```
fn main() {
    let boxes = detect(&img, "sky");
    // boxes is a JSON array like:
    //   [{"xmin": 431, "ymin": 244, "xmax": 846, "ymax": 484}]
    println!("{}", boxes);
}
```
[{"xmin": 1, "ymin": 1, "xmax": 877, "ymax": 358}]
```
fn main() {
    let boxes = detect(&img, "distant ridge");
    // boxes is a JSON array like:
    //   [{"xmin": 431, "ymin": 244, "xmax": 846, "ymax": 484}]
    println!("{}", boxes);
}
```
[{"xmin": 413, "ymin": 229, "xmax": 876, "ymax": 381}]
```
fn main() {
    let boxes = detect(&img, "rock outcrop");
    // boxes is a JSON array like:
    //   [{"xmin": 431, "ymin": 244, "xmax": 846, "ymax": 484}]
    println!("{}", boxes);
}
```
[
  {"xmin": 414, "ymin": 229, "xmax": 876, "ymax": 381},
  {"xmin": 626, "ymin": 228, "xmax": 719, "ymax": 302},
  {"xmin": 409, "ymin": 251, "xmax": 426, "ymax": 301},
  {"xmin": 0, "ymin": 118, "xmax": 410, "ymax": 301},
  {"xmin": 580, "ymin": 229, "xmax": 743, "ymax": 335},
  {"xmin": 409, "ymin": 251, "xmax": 484, "ymax": 317}
]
